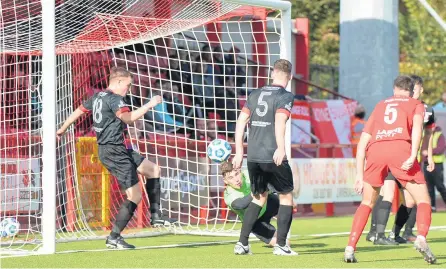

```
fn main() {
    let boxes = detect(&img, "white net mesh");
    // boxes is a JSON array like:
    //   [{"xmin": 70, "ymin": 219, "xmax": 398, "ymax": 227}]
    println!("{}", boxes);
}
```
[{"xmin": 0, "ymin": 0, "xmax": 286, "ymax": 255}]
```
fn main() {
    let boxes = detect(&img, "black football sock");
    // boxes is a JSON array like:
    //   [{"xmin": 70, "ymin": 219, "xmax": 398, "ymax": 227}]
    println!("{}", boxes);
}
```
[
  {"xmin": 110, "ymin": 200, "xmax": 138, "ymax": 238},
  {"xmin": 370, "ymin": 195, "xmax": 383, "ymax": 233},
  {"xmin": 277, "ymin": 205, "xmax": 293, "ymax": 247},
  {"xmin": 146, "ymin": 178, "xmax": 161, "ymax": 213},
  {"xmin": 376, "ymin": 201, "xmax": 392, "ymax": 237},
  {"xmin": 393, "ymin": 204, "xmax": 410, "ymax": 236},
  {"xmin": 239, "ymin": 203, "xmax": 262, "ymax": 246},
  {"xmin": 404, "ymin": 206, "xmax": 417, "ymax": 235}
]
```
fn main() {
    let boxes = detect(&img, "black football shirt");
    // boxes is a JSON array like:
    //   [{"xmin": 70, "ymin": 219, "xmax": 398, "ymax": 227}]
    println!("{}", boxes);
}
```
[
  {"xmin": 242, "ymin": 85, "xmax": 294, "ymax": 163},
  {"xmin": 81, "ymin": 90, "xmax": 130, "ymax": 145}
]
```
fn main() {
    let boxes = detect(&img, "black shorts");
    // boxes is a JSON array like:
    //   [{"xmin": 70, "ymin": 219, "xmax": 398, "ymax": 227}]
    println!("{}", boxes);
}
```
[
  {"xmin": 247, "ymin": 161, "xmax": 293, "ymax": 195},
  {"xmin": 252, "ymin": 194, "xmax": 279, "ymax": 244},
  {"xmin": 98, "ymin": 144, "xmax": 145, "ymax": 189},
  {"xmin": 384, "ymin": 171, "xmax": 403, "ymax": 189}
]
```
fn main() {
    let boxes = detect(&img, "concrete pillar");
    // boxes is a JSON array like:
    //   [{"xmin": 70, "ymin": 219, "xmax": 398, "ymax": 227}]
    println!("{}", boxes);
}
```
[{"xmin": 339, "ymin": 0, "xmax": 399, "ymax": 117}]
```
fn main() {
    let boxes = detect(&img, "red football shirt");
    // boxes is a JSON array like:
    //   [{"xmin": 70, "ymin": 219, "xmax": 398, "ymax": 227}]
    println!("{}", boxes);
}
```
[{"xmin": 363, "ymin": 96, "xmax": 424, "ymax": 147}]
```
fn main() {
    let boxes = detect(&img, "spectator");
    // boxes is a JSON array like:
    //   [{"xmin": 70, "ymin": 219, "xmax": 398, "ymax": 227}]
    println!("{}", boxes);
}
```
[
  {"xmin": 206, "ymin": 120, "xmax": 226, "ymax": 141},
  {"xmin": 433, "ymin": 90, "xmax": 446, "ymax": 111},
  {"xmin": 201, "ymin": 44, "xmax": 212, "ymax": 62},
  {"xmin": 420, "ymin": 123, "xmax": 446, "ymax": 212},
  {"xmin": 189, "ymin": 118, "xmax": 207, "ymax": 140},
  {"xmin": 350, "ymin": 104, "xmax": 366, "ymax": 156},
  {"xmin": 147, "ymin": 80, "xmax": 185, "ymax": 133},
  {"xmin": 212, "ymin": 45, "xmax": 225, "ymax": 85},
  {"xmin": 192, "ymin": 61, "xmax": 215, "ymax": 108},
  {"xmin": 215, "ymin": 77, "xmax": 238, "ymax": 136},
  {"xmin": 162, "ymin": 81, "xmax": 187, "ymax": 126},
  {"xmin": 225, "ymin": 46, "xmax": 246, "ymax": 88}
]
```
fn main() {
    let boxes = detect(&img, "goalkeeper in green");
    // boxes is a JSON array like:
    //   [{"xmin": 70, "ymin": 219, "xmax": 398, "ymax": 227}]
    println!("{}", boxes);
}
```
[{"xmin": 221, "ymin": 161, "xmax": 288, "ymax": 247}]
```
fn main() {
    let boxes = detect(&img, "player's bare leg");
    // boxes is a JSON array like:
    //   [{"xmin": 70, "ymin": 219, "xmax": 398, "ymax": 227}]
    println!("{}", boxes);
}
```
[
  {"xmin": 344, "ymin": 182, "xmax": 380, "ymax": 263},
  {"xmin": 273, "ymin": 192, "xmax": 297, "ymax": 256},
  {"xmin": 234, "ymin": 192, "xmax": 267, "ymax": 255},
  {"xmin": 403, "ymin": 182, "xmax": 436, "ymax": 264},
  {"xmin": 106, "ymin": 184, "xmax": 141, "ymax": 249},
  {"xmin": 137, "ymin": 159, "xmax": 177, "ymax": 226},
  {"xmin": 372, "ymin": 179, "xmax": 399, "ymax": 245}
]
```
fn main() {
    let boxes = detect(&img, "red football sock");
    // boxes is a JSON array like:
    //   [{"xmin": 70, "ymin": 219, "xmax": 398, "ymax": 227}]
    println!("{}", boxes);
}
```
[
  {"xmin": 416, "ymin": 203, "xmax": 432, "ymax": 238},
  {"xmin": 348, "ymin": 204, "xmax": 372, "ymax": 250}
]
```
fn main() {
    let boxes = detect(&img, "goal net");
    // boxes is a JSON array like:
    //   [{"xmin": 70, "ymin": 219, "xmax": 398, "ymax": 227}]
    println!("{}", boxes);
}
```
[{"xmin": 0, "ymin": 0, "xmax": 291, "ymax": 255}]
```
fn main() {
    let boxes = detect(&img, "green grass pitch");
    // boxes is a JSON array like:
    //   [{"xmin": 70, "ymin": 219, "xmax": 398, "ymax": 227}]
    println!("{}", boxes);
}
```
[{"xmin": 2, "ymin": 212, "xmax": 445, "ymax": 268}]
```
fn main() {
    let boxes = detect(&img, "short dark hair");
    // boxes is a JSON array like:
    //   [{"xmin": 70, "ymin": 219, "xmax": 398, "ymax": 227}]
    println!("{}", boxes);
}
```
[
  {"xmin": 410, "ymin": 75, "xmax": 423, "ymax": 86},
  {"xmin": 220, "ymin": 161, "xmax": 233, "ymax": 177},
  {"xmin": 393, "ymin": 75, "xmax": 414, "ymax": 92},
  {"xmin": 109, "ymin": 66, "xmax": 132, "ymax": 82},
  {"xmin": 273, "ymin": 59, "xmax": 292, "ymax": 75}
]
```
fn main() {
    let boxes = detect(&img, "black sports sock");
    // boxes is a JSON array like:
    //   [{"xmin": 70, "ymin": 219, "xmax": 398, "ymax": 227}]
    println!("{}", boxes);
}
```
[
  {"xmin": 110, "ymin": 200, "xmax": 138, "ymax": 238},
  {"xmin": 146, "ymin": 178, "xmax": 161, "ymax": 213},
  {"xmin": 277, "ymin": 205, "xmax": 293, "ymax": 247},
  {"xmin": 370, "ymin": 195, "xmax": 383, "ymax": 233},
  {"xmin": 404, "ymin": 206, "xmax": 417, "ymax": 235},
  {"xmin": 393, "ymin": 204, "xmax": 410, "ymax": 236},
  {"xmin": 239, "ymin": 203, "xmax": 262, "ymax": 246},
  {"xmin": 376, "ymin": 201, "xmax": 392, "ymax": 236}
]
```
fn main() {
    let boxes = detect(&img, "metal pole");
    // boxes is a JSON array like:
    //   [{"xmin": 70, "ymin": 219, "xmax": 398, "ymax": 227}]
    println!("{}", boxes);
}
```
[{"xmin": 40, "ymin": 0, "xmax": 57, "ymax": 255}]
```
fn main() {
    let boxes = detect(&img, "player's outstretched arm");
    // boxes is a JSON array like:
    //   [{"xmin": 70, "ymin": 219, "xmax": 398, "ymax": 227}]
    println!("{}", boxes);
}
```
[
  {"xmin": 232, "ymin": 112, "xmax": 250, "ymax": 169},
  {"xmin": 57, "ymin": 107, "xmax": 86, "ymax": 136},
  {"xmin": 118, "ymin": 95, "xmax": 162, "ymax": 124}
]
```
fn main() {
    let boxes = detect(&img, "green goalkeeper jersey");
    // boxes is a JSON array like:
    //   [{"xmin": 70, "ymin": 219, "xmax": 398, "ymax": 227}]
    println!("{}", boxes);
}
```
[{"xmin": 223, "ymin": 171, "xmax": 267, "ymax": 221}]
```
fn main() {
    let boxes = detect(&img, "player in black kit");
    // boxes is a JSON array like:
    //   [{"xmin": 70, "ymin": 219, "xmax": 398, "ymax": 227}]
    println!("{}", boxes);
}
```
[
  {"xmin": 57, "ymin": 67, "xmax": 168, "ymax": 249},
  {"xmin": 232, "ymin": 59, "xmax": 296, "ymax": 256}
]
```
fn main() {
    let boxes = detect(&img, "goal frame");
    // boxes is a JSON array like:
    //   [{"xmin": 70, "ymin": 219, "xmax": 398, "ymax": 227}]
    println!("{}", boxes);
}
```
[{"xmin": 39, "ymin": 0, "xmax": 292, "ymax": 255}]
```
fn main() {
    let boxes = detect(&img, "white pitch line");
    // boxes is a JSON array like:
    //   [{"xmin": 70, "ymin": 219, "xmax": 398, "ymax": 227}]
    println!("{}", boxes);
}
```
[
  {"xmin": 308, "ymin": 225, "xmax": 446, "ymax": 237},
  {"xmin": 2, "ymin": 225, "xmax": 445, "ymax": 259}
]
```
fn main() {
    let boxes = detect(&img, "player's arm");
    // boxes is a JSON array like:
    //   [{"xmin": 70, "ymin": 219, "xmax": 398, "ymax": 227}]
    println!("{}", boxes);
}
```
[
  {"xmin": 57, "ymin": 100, "xmax": 91, "ymax": 136},
  {"xmin": 356, "ymin": 132, "xmax": 372, "ymax": 177},
  {"xmin": 410, "ymin": 104, "xmax": 425, "ymax": 161},
  {"xmin": 356, "ymin": 113, "xmax": 374, "ymax": 176},
  {"xmin": 232, "ymin": 100, "xmax": 251, "ymax": 168},
  {"xmin": 273, "ymin": 93, "xmax": 294, "ymax": 166},
  {"xmin": 116, "ymin": 96, "xmax": 162, "ymax": 125}
]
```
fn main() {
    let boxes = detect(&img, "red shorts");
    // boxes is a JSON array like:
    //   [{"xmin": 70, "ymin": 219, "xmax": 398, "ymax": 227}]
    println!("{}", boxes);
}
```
[{"xmin": 364, "ymin": 140, "xmax": 425, "ymax": 187}]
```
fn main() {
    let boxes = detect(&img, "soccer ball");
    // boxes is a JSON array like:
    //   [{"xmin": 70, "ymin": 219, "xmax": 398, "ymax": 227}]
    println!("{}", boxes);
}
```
[
  {"xmin": 207, "ymin": 139, "xmax": 232, "ymax": 163},
  {"xmin": 0, "ymin": 217, "xmax": 20, "ymax": 237}
]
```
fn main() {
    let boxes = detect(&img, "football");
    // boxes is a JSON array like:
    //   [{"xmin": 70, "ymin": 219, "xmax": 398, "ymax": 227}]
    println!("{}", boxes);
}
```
[
  {"xmin": 0, "ymin": 217, "xmax": 20, "ymax": 237},
  {"xmin": 207, "ymin": 139, "xmax": 232, "ymax": 163}
]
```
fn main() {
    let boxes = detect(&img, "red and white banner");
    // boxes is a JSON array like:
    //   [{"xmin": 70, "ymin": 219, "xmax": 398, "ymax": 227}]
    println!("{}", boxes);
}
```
[
  {"xmin": 291, "ymin": 158, "xmax": 361, "ymax": 204},
  {"xmin": 291, "ymin": 100, "xmax": 311, "ymax": 144},
  {"xmin": 310, "ymin": 100, "xmax": 357, "ymax": 157}
]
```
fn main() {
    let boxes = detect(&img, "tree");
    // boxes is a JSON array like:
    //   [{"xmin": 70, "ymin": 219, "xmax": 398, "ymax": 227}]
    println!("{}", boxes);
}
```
[
  {"xmin": 291, "ymin": 0, "xmax": 446, "ymax": 103},
  {"xmin": 399, "ymin": 0, "xmax": 446, "ymax": 104}
]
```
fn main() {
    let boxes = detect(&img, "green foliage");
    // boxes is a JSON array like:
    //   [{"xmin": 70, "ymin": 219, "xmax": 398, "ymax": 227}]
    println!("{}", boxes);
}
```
[
  {"xmin": 291, "ymin": 0, "xmax": 446, "ymax": 103},
  {"xmin": 292, "ymin": 0, "xmax": 340, "ymax": 66},
  {"xmin": 399, "ymin": 0, "xmax": 446, "ymax": 105}
]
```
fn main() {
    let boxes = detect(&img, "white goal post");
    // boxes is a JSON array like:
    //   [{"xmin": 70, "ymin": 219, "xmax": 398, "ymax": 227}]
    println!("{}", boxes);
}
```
[{"xmin": 0, "ymin": 0, "xmax": 292, "ymax": 256}]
